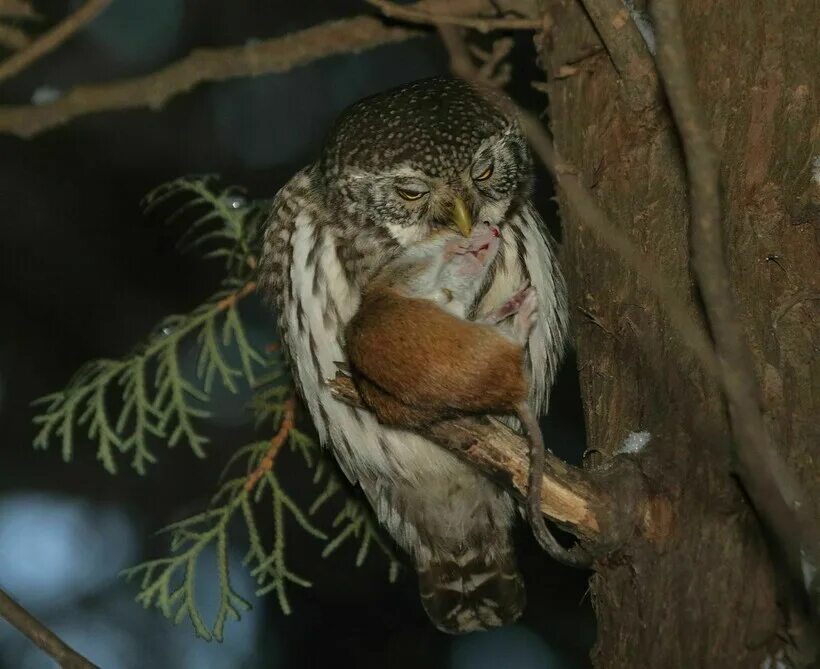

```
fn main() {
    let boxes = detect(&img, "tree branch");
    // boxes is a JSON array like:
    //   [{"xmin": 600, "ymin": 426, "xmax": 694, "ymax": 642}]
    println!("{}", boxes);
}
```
[
  {"xmin": 328, "ymin": 373, "xmax": 650, "ymax": 548},
  {"xmin": 439, "ymin": 24, "xmax": 719, "ymax": 377},
  {"xmin": 0, "ymin": 0, "xmax": 110, "ymax": 84},
  {"xmin": 0, "ymin": 0, "xmax": 38, "ymax": 20},
  {"xmin": 0, "ymin": 586, "xmax": 99, "ymax": 669},
  {"xmin": 0, "ymin": 16, "xmax": 423, "ymax": 138},
  {"xmin": 365, "ymin": 0, "xmax": 542, "ymax": 32},
  {"xmin": 576, "ymin": 0, "xmax": 659, "ymax": 109},
  {"xmin": 651, "ymin": 0, "xmax": 820, "ymax": 610}
]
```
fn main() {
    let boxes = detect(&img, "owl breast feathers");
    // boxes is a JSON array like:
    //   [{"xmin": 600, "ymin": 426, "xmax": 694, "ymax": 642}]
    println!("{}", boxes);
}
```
[{"xmin": 260, "ymin": 76, "xmax": 567, "ymax": 634}]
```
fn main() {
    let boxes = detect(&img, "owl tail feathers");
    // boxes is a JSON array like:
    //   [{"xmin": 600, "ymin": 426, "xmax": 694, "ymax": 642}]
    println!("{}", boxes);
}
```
[{"xmin": 417, "ymin": 546, "xmax": 525, "ymax": 634}]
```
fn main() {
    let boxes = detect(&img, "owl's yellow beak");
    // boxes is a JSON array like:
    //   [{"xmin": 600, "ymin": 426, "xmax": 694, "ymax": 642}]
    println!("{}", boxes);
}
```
[{"xmin": 451, "ymin": 197, "xmax": 472, "ymax": 237}]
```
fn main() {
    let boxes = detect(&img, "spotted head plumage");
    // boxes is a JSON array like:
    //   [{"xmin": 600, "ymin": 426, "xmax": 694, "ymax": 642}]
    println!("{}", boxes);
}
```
[{"xmin": 317, "ymin": 77, "xmax": 534, "ymax": 253}]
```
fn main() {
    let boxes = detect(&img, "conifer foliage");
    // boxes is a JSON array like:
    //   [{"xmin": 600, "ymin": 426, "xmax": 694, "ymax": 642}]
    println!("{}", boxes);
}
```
[{"xmin": 31, "ymin": 177, "xmax": 400, "ymax": 640}]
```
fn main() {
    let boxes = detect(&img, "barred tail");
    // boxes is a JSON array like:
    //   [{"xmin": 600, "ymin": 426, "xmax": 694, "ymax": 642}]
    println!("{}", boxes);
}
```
[{"xmin": 417, "ymin": 545, "xmax": 525, "ymax": 634}]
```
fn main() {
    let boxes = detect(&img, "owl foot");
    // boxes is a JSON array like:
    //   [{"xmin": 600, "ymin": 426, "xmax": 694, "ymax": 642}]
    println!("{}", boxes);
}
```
[
  {"xmin": 327, "ymin": 362, "xmax": 353, "ymax": 401},
  {"xmin": 333, "ymin": 360, "xmax": 352, "ymax": 377}
]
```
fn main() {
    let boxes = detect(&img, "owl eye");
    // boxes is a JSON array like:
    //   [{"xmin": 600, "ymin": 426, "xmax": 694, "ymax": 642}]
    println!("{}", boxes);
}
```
[
  {"xmin": 395, "ymin": 187, "xmax": 427, "ymax": 201},
  {"xmin": 474, "ymin": 164, "xmax": 494, "ymax": 182}
]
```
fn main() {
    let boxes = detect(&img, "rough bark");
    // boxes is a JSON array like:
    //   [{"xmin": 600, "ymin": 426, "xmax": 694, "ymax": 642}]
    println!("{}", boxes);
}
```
[{"xmin": 539, "ymin": 0, "xmax": 818, "ymax": 667}]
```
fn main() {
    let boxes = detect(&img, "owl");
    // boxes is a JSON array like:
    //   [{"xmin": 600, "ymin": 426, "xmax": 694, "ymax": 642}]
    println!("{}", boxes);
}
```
[{"xmin": 260, "ymin": 77, "xmax": 567, "ymax": 634}]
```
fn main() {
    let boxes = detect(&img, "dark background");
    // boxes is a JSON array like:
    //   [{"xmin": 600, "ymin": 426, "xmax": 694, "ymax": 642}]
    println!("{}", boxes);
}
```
[{"xmin": 0, "ymin": 2, "xmax": 594, "ymax": 667}]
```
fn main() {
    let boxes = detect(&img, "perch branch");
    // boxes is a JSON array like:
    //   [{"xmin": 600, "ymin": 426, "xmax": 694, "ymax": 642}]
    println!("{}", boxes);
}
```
[
  {"xmin": 652, "ymin": 0, "xmax": 820, "ymax": 604},
  {"xmin": 438, "ymin": 24, "xmax": 718, "ymax": 376},
  {"xmin": 0, "ymin": 0, "xmax": 111, "ymax": 84},
  {"xmin": 0, "ymin": 16, "xmax": 423, "ymax": 137},
  {"xmin": 0, "ymin": 586, "xmax": 99, "ymax": 669},
  {"xmin": 576, "ymin": 0, "xmax": 659, "ymax": 109},
  {"xmin": 329, "ymin": 373, "xmax": 644, "ymax": 547},
  {"xmin": 365, "ymin": 0, "xmax": 541, "ymax": 32}
]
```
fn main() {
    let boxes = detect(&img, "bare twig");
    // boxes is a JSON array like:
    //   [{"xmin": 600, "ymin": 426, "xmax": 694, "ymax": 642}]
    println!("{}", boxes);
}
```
[
  {"xmin": 470, "ymin": 36, "xmax": 514, "ymax": 85},
  {"xmin": 651, "ymin": 0, "xmax": 820, "ymax": 608},
  {"xmin": 0, "ymin": 0, "xmax": 38, "ymax": 20},
  {"xmin": 439, "ymin": 24, "xmax": 718, "ymax": 376},
  {"xmin": 0, "ymin": 22, "xmax": 29, "ymax": 50},
  {"xmin": 216, "ymin": 280, "xmax": 257, "ymax": 312},
  {"xmin": 0, "ymin": 587, "xmax": 99, "ymax": 669},
  {"xmin": 517, "ymin": 108, "xmax": 719, "ymax": 372},
  {"xmin": 577, "ymin": 0, "xmax": 659, "ymax": 109},
  {"xmin": 244, "ymin": 397, "xmax": 296, "ymax": 492},
  {"xmin": 366, "ymin": 0, "xmax": 541, "ymax": 32},
  {"xmin": 0, "ymin": 0, "xmax": 111, "ymax": 84},
  {"xmin": 328, "ymin": 373, "xmax": 640, "ymax": 546},
  {"xmin": 0, "ymin": 16, "xmax": 423, "ymax": 137}
]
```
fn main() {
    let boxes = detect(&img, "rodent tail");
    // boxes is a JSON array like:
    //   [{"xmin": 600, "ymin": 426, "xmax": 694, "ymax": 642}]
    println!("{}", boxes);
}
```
[{"xmin": 516, "ymin": 403, "xmax": 591, "ymax": 568}]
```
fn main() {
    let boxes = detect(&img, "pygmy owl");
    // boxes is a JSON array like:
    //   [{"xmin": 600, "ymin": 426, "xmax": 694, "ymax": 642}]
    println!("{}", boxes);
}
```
[{"xmin": 260, "ymin": 77, "xmax": 567, "ymax": 633}]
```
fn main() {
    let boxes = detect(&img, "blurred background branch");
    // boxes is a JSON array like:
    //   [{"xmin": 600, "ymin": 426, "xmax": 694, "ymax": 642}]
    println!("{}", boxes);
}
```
[
  {"xmin": 0, "ymin": 0, "xmax": 110, "ymax": 83},
  {"xmin": 0, "ymin": 586, "xmax": 100, "ymax": 668},
  {"xmin": 0, "ymin": 16, "xmax": 422, "ymax": 137}
]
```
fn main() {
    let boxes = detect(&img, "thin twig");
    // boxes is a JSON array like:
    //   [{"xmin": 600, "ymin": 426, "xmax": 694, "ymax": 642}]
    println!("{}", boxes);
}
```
[
  {"xmin": 0, "ymin": 22, "xmax": 29, "ymax": 50},
  {"xmin": 366, "ymin": 0, "xmax": 541, "ymax": 32},
  {"xmin": 651, "ymin": 0, "xmax": 820, "ymax": 609},
  {"xmin": 517, "ymin": 108, "xmax": 718, "ymax": 372},
  {"xmin": 0, "ymin": 16, "xmax": 423, "ymax": 137},
  {"xmin": 216, "ymin": 280, "xmax": 257, "ymax": 312},
  {"xmin": 0, "ymin": 0, "xmax": 38, "ymax": 20},
  {"xmin": 0, "ymin": 0, "xmax": 111, "ymax": 84},
  {"xmin": 0, "ymin": 587, "xmax": 100, "ymax": 669},
  {"xmin": 576, "ymin": 0, "xmax": 659, "ymax": 109},
  {"xmin": 245, "ymin": 397, "xmax": 296, "ymax": 492}
]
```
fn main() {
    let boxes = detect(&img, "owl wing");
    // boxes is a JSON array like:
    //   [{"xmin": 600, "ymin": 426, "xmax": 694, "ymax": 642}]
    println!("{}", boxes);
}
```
[
  {"xmin": 259, "ymin": 165, "xmax": 359, "ymax": 484},
  {"xmin": 517, "ymin": 202, "xmax": 569, "ymax": 414}
]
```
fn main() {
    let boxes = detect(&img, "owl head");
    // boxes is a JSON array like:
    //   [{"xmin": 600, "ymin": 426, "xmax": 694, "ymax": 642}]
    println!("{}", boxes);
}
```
[{"xmin": 318, "ymin": 77, "xmax": 533, "ymax": 249}]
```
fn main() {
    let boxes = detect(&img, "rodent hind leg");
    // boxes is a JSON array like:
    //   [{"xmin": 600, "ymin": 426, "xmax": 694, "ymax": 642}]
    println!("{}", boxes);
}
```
[
  {"xmin": 511, "ymin": 286, "xmax": 538, "ymax": 345},
  {"xmin": 478, "ymin": 281, "xmax": 532, "ymax": 326}
]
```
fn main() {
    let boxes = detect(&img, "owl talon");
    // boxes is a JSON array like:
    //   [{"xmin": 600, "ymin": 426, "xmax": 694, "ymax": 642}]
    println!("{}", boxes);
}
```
[{"xmin": 334, "ymin": 360, "xmax": 352, "ymax": 376}]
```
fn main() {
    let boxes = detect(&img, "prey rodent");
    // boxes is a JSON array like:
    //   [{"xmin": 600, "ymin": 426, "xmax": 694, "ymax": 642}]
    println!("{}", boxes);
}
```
[{"xmin": 345, "ymin": 222, "xmax": 584, "ymax": 565}]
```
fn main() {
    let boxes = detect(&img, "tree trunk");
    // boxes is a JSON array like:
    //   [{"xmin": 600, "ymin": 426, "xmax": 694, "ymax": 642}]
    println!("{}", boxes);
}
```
[{"xmin": 538, "ymin": 0, "xmax": 818, "ymax": 666}]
